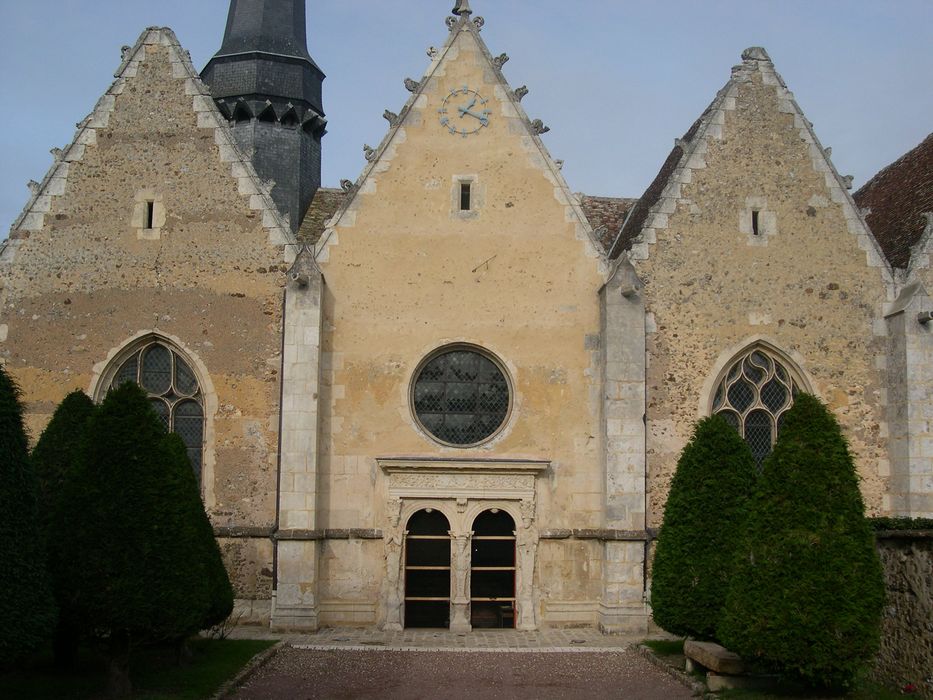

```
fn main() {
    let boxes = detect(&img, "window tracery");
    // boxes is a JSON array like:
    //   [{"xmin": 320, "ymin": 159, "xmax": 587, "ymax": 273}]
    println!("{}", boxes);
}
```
[{"xmin": 712, "ymin": 348, "xmax": 800, "ymax": 466}]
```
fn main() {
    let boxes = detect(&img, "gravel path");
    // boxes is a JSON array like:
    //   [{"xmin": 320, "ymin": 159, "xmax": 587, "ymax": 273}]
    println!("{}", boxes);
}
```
[{"xmin": 231, "ymin": 647, "xmax": 694, "ymax": 700}]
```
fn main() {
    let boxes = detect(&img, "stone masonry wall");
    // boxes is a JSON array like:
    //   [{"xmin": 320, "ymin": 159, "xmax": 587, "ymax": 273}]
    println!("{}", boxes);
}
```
[
  {"xmin": 874, "ymin": 532, "xmax": 933, "ymax": 698},
  {"xmin": 0, "ymin": 32, "xmax": 289, "ymax": 605},
  {"xmin": 632, "ymin": 59, "xmax": 892, "ymax": 526}
]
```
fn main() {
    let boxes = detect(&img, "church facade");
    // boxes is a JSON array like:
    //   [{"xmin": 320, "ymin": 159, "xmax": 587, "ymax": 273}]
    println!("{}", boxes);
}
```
[{"xmin": 2, "ymin": 0, "xmax": 931, "ymax": 632}]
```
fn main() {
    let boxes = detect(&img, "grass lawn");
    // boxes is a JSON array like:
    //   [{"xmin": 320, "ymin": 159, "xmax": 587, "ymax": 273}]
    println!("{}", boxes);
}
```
[{"xmin": 0, "ymin": 637, "xmax": 277, "ymax": 699}]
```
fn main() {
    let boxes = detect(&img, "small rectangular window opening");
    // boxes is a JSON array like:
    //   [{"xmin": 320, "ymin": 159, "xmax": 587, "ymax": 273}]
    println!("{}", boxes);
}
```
[
  {"xmin": 145, "ymin": 201, "xmax": 155, "ymax": 230},
  {"xmin": 751, "ymin": 209, "xmax": 760, "ymax": 236},
  {"xmin": 460, "ymin": 182, "xmax": 472, "ymax": 211}
]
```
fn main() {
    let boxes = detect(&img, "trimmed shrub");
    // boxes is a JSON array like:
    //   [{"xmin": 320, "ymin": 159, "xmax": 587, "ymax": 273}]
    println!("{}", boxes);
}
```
[
  {"xmin": 651, "ymin": 415, "xmax": 757, "ymax": 639},
  {"xmin": 868, "ymin": 516, "xmax": 933, "ymax": 531},
  {"xmin": 31, "ymin": 390, "xmax": 96, "ymax": 665},
  {"xmin": 719, "ymin": 393, "xmax": 884, "ymax": 688},
  {"xmin": 55, "ymin": 383, "xmax": 212, "ymax": 694},
  {"xmin": 162, "ymin": 433, "xmax": 234, "ymax": 629},
  {"xmin": 0, "ymin": 365, "xmax": 55, "ymax": 665}
]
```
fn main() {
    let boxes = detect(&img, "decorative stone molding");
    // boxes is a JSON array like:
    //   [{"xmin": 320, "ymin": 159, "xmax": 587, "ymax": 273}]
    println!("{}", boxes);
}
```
[
  {"xmin": 5, "ymin": 27, "xmax": 292, "ymax": 260},
  {"xmin": 378, "ymin": 457, "xmax": 548, "ymax": 631}
]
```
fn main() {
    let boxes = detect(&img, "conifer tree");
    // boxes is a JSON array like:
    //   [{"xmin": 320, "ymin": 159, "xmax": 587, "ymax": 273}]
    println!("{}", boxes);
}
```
[
  {"xmin": 719, "ymin": 393, "xmax": 884, "ymax": 688},
  {"xmin": 0, "ymin": 364, "xmax": 55, "ymax": 665},
  {"xmin": 55, "ymin": 383, "xmax": 211, "ymax": 696},
  {"xmin": 31, "ymin": 390, "xmax": 96, "ymax": 666},
  {"xmin": 162, "ymin": 433, "xmax": 234, "ymax": 630},
  {"xmin": 651, "ymin": 415, "xmax": 757, "ymax": 639}
]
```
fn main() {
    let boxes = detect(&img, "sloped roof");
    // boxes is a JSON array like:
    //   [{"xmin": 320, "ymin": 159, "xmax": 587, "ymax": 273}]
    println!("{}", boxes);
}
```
[
  {"xmin": 297, "ymin": 187, "xmax": 346, "ymax": 245},
  {"xmin": 853, "ymin": 133, "xmax": 933, "ymax": 270},
  {"xmin": 610, "ymin": 108, "xmax": 711, "ymax": 260},
  {"xmin": 577, "ymin": 195, "xmax": 639, "ymax": 252}
]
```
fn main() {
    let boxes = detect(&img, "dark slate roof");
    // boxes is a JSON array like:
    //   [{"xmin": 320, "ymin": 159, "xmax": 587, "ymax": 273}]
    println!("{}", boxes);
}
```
[
  {"xmin": 296, "ymin": 187, "xmax": 346, "ymax": 245},
  {"xmin": 611, "ymin": 106, "xmax": 713, "ymax": 259},
  {"xmin": 297, "ymin": 189, "xmax": 637, "ymax": 254},
  {"xmin": 853, "ymin": 133, "xmax": 933, "ymax": 270},
  {"xmin": 214, "ymin": 0, "xmax": 316, "ymax": 66},
  {"xmin": 578, "ymin": 195, "xmax": 639, "ymax": 252}
]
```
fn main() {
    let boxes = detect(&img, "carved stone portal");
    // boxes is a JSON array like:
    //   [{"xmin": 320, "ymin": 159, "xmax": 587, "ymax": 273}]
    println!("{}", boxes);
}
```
[{"xmin": 378, "ymin": 458, "xmax": 548, "ymax": 631}]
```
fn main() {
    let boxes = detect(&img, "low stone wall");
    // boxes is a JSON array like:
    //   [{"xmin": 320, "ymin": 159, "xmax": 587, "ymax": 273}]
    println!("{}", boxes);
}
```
[{"xmin": 874, "ymin": 531, "xmax": 933, "ymax": 698}]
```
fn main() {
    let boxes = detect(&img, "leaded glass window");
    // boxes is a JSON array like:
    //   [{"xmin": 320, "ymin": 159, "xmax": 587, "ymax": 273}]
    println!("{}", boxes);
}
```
[
  {"xmin": 110, "ymin": 342, "xmax": 204, "ymax": 479},
  {"xmin": 413, "ymin": 348, "xmax": 510, "ymax": 446},
  {"xmin": 712, "ymin": 349, "xmax": 800, "ymax": 467}
]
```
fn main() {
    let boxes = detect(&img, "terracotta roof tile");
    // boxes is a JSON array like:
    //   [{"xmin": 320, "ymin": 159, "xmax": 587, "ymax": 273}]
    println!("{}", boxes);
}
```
[
  {"xmin": 578, "ymin": 195, "xmax": 639, "ymax": 253},
  {"xmin": 853, "ymin": 133, "xmax": 933, "ymax": 270}
]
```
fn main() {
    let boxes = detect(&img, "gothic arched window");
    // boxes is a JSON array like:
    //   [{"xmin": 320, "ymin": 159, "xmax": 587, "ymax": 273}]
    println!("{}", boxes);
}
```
[
  {"xmin": 109, "ymin": 341, "xmax": 205, "ymax": 479},
  {"xmin": 712, "ymin": 348, "xmax": 801, "ymax": 467}
]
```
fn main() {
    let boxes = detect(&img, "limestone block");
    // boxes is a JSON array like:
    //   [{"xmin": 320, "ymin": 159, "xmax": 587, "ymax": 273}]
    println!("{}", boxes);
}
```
[{"xmin": 684, "ymin": 640, "xmax": 744, "ymax": 674}]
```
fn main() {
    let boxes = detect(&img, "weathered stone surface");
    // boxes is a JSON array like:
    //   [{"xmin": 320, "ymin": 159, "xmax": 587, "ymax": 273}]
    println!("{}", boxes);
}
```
[
  {"xmin": 684, "ymin": 640, "xmax": 744, "ymax": 675},
  {"xmin": 874, "ymin": 533, "xmax": 933, "ymax": 698}
]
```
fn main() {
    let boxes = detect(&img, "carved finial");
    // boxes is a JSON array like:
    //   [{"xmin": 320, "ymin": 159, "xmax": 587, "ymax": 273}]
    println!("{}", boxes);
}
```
[
  {"xmin": 531, "ymin": 119, "xmax": 550, "ymax": 135},
  {"xmin": 473, "ymin": 16, "xmax": 485, "ymax": 30},
  {"xmin": 514, "ymin": 86, "xmax": 528, "ymax": 101},
  {"xmin": 445, "ymin": 16, "xmax": 458, "ymax": 30},
  {"xmin": 824, "ymin": 146, "xmax": 832, "ymax": 157},
  {"xmin": 383, "ymin": 109, "xmax": 399, "ymax": 126},
  {"xmin": 363, "ymin": 144, "xmax": 376, "ymax": 162},
  {"xmin": 555, "ymin": 160, "xmax": 564, "ymax": 170},
  {"xmin": 340, "ymin": 179, "xmax": 355, "ymax": 193},
  {"xmin": 404, "ymin": 78, "xmax": 422, "ymax": 93},
  {"xmin": 50, "ymin": 147, "xmax": 63, "ymax": 161},
  {"xmin": 121, "ymin": 45, "xmax": 131, "ymax": 59},
  {"xmin": 674, "ymin": 138, "xmax": 687, "ymax": 150},
  {"xmin": 493, "ymin": 53, "xmax": 509, "ymax": 69},
  {"xmin": 427, "ymin": 46, "xmax": 439, "ymax": 58},
  {"xmin": 452, "ymin": 0, "xmax": 472, "ymax": 16},
  {"xmin": 842, "ymin": 175, "xmax": 854, "ymax": 190},
  {"xmin": 741, "ymin": 46, "xmax": 771, "ymax": 62},
  {"xmin": 27, "ymin": 180, "xmax": 41, "ymax": 195}
]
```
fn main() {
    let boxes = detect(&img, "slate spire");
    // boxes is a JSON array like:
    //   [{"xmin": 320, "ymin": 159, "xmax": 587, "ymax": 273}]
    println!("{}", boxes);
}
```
[{"xmin": 202, "ymin": 0, "xmax": 326, "ymax": 232}]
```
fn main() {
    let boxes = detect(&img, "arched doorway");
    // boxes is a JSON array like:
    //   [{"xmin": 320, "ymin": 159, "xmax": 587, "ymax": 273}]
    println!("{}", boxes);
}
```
[
  {"xmin": 471, "ymin": 509, "xmax": 516, "ymax": 628},
  {"xmin": 404, "ymin": 509, "xmax": 451, "ymax": 628}
]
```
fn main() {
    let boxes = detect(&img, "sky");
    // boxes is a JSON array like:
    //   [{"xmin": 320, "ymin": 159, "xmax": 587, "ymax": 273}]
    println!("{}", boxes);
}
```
[{"xmin": 1, "ymin": 0, "xmax": 931, "ymax": 235}]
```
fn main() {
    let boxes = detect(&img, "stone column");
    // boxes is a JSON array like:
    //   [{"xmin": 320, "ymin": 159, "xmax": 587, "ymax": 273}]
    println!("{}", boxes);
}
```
[
  {"xmin": 515, "ymin": 500, "xmax": 539, "ymax": 631},
  {"xmin": 383, "ymin": 498, "xmax": 404, "ymax": 631},
  {"xmin": 271, "ymin": 247, "xmax": 324, "ymax": 631},
  {"xmin": 450, "ymin": 531, "xmax": 473, "ymax": 632},
  {"xmin": 886, "ymin": 281, "xmax": 933, "ymax": 518},
  {"xmin": 598, "ymin": 259, "xmax": 650, "ymax": 633}
]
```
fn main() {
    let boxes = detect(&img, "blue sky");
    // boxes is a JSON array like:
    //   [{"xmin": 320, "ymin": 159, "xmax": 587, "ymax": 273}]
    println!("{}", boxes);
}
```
[{"xmin": 1, "ymin": 0, "xmax": 931, "ymax": 234}]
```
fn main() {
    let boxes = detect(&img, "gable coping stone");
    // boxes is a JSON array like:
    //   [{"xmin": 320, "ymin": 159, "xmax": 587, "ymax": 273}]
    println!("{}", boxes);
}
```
[
  {"xmin": 312, "ymin": 13, "xmax": 608, "ymax": 278},
  {"xmin": 3, "ymin": 27, "xmax": 296, "ymax": 267}
]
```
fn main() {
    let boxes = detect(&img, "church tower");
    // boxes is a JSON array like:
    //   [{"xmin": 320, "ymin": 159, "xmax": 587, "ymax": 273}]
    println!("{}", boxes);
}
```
[{"xmin": 201, "ymin": 0, "xmax": 326, "ymax": 231}]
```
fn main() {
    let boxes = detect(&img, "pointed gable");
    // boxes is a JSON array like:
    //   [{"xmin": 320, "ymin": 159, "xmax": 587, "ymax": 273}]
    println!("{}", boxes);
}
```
[
  {"xmin": 4, "ymin": 27, "xmax": 293, "ymax": 265},
  {"xmin": 314, "ymin": 10, "xmax": 606, "ymax": 273},
  {"xmin": 613, "ymin": 47, "xmax": 892, "ymax": 282}
]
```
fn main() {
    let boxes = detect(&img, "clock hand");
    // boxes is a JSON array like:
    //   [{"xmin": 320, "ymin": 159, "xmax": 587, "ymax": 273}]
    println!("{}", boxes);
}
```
[{"xmin": 458, "ymin": 107, "xmax": 490, "ymax": 124}]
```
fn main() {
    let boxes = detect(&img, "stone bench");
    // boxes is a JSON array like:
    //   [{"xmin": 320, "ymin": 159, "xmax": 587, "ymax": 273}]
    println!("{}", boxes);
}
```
[{"xmin": 683, "ymin": 640, "xmax": 744, "ymax": 675}]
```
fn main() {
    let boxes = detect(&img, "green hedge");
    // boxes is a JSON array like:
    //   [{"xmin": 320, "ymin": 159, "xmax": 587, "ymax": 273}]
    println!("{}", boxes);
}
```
[
  {"xmin": 868, "ymin": 516, "xmax": 933, "ymax": 531},
  {"xmin": 719, "ymin": 394, "xmax": 884, "ymax": 688},
  {"xmin": 651, "ymin": 415, "xmax": 757, "ymax": 639},
  {"xmin": 0, "ymin": 365, "xmax": 55, "ymax": 665}
]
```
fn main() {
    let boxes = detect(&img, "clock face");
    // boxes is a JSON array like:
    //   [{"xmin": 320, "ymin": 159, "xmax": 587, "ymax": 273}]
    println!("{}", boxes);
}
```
[{"xmin": 438, "ymin": 86, "xmax": 491, "ymax": 137}]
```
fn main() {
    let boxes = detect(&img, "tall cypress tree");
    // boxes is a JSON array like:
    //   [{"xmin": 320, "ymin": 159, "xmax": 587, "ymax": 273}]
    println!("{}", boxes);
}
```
[
  {"xmin": 651, "ymin": 415, "xmax": 757, "ymax": 638},
  {"xmin": 55, "ymin": 383, "xmax": 211, "ymax": 696},
  {"xmin": 162, "ymin": 433, "xmax": 234, "ymax": 631},
  {"xmin": 719, "ymin": 393, "xmax": 884, "ymax": 688},
  {"xmin": 0, "ymin": 365, "xmax": 55, "ymax": 666},
  {"xmin": 31, "ymin": 390, "xmax": 96, "ymax": 666}
]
